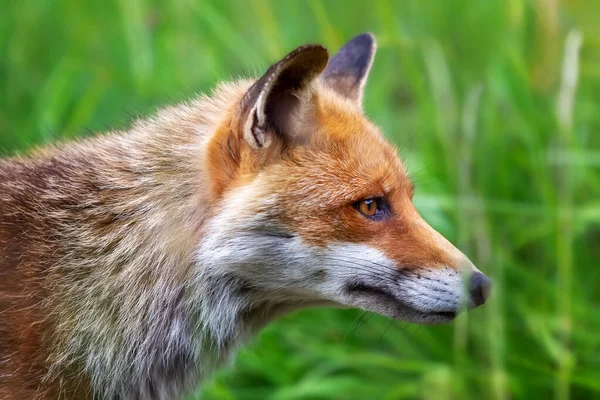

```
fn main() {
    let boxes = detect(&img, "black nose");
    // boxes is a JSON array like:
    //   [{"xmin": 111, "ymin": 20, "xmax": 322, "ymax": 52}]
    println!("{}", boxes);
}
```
[{"xmin": 470, "ymin": 272, "xmax": 492, "ymax": 308}]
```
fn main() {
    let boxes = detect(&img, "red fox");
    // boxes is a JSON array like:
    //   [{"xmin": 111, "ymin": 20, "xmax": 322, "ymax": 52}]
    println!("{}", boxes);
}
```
[{"xmin": 0, "ymin": 33, "xmax": 491, "ymax": 399}]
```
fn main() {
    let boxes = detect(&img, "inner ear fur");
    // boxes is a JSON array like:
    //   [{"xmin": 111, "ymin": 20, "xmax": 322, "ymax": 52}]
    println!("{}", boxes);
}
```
[{"xmin": 239, "ymin": 44, "xmax": 329, "ymax": 150}]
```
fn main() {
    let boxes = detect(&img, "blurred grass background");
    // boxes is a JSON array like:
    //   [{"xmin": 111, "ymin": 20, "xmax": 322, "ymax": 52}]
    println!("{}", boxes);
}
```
[{"xmin": 1, "ymin": 0, "xmax": 600, "ymax": 399}]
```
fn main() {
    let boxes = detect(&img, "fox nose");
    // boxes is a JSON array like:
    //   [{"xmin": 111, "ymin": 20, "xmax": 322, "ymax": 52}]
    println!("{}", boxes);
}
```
[{"xmin": 469, "ymin": 271, "xmax": 492, "ymax": 308}]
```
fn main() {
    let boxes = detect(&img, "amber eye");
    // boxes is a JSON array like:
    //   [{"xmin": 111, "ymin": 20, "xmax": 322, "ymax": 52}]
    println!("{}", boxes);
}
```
[
  {"xmin": 357, "ymin": 198, "xmax": 378, "ymax": 217},
  {"xmin": 354, "ymin": 197, "xmax": 391, "ymax": 220}
]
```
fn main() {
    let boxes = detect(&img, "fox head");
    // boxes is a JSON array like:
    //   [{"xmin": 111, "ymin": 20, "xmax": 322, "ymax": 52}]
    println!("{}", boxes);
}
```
[{"xmin": 198, "ymin": 33, "xmax": 491, "ymax": 331}]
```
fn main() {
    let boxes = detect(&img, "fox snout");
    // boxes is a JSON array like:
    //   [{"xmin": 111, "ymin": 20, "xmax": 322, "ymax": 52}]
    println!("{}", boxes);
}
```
[
  {"xmin": 337, "ymin": 250, "xmax": 492, "ymax": 324},
  {"xmin": 409, "ymin": 212, "xmax": 493, "ymax": 311}
]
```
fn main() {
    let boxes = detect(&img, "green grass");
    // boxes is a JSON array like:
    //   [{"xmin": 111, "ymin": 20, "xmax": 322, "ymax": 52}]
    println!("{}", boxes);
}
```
[{"xmin": 2, "ymin": 0, "xmax": 600, "ymax": 399}]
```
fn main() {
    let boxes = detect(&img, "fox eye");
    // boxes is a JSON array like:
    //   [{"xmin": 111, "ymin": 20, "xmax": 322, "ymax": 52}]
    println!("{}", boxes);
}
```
[
  {"xmin": 354, "ymin": 197, "xmax": 389, "ymax": 220},
  {"xmin": 358, "ymin": 199, "xmax": 377, "ymax": 216}
]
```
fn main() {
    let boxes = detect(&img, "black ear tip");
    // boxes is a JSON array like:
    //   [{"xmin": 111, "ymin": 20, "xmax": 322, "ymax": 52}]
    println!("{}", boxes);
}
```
[
  {"xmin": 306, "ymin": 44, "xmax": 330, "ymax": 63},
  {"xmin": 347, "ymin": 32, "xmax": 377, "ymax": 51},
  {"xmin": 284, "ymin": 44, "xmax": 329, "ymax": 72},
  {"xmin": 294, "ymin": 44, "xmax": 329, "ymax": 55}
]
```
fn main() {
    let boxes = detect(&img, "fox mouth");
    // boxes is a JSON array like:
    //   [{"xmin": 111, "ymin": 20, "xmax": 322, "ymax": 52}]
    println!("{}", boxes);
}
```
[{"xmin": 345, "ymin": 281, "xmax": 458, "ymax": 323}]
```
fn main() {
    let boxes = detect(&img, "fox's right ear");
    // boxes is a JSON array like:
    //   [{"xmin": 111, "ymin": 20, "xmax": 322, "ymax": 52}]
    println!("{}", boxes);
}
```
[
  {"xmin": 321, "ymin": 33, "xmax": 376, "ymax": 108},
  {"xmin": 240, "ymin": 45, "xmax": 329, "ymax": 150}
]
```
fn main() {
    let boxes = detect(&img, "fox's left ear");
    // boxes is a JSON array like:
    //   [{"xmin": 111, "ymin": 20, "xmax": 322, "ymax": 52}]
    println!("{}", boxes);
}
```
[
  {"xmin": 321, "ymin": 32, "xmax": 377, "ymax": 108},
  {"xmin": 240, "ymin": 45, "xmax": 329, "ymax": 150}
]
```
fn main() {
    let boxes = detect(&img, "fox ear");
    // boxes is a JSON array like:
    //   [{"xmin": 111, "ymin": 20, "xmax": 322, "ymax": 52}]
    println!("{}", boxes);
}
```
[
  {"xmin": 241, "ymin": 45, "xmax": 329, "ymax": 149},
  {"xmin": 321, "ymin": 33, "xmax": 376, "ymax": 107}
]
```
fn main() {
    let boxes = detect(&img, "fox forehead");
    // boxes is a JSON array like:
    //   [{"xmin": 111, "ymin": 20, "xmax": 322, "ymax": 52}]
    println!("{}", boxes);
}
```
[{"xmin": 266, "ymin": 86, "xmax": 411, "ymax": 209}]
